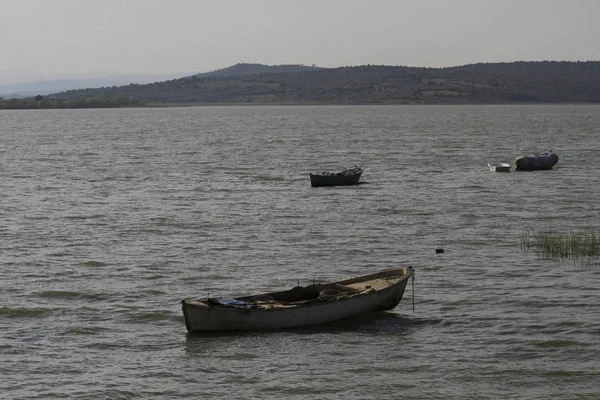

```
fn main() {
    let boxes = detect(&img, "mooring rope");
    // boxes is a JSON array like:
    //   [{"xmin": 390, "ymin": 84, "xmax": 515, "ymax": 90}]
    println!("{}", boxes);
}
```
[
  {"xmin": 408, "ymin": 265, "xmax": 415, "ymax": 312},
  {"xmin": 410, "ymin": 266, "xmax": 415, "ymax": 312}
]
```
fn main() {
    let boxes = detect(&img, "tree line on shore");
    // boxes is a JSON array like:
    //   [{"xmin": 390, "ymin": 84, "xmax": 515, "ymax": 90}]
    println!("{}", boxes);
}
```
[{"xmin": 0, "ymin": 95, "xmax": 144, "ymax": 109}]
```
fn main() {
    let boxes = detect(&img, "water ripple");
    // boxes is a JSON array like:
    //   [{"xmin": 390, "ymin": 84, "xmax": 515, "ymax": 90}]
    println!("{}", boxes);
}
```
[{"xmin": 1, "ymin": 105, "xmax": 600, "ymax": 399}]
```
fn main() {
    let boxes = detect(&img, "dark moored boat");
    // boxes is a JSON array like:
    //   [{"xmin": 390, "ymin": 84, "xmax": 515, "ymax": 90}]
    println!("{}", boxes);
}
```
[
  {"xmin": 310, "ymin": 166, "xmax": 363, "ymax": 187},
  {"xmin": 514, "ymin": 152, "xmax": 559, "ymax": 171}
]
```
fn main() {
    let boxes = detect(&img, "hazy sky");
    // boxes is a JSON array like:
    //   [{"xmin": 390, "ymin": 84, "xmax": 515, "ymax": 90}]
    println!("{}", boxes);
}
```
[{"xmin": 1, "ymin": 0, "xmax": 599, "ymax": 80}]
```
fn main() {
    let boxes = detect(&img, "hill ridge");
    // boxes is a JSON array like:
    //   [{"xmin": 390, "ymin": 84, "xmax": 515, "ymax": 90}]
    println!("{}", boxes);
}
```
[
  {"xmin": 196, "ymin": 63, "xmax": 326, "ymax": 78},
  {"xmin": 2, "ymin": 61, "xmax": 600, "ymax": 108}
]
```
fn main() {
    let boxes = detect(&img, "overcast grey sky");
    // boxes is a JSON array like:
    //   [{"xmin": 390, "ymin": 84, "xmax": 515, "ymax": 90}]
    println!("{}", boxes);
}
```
[{"xmin": 1, "ymin": 0, "xmax": 599, "ymax": 80}]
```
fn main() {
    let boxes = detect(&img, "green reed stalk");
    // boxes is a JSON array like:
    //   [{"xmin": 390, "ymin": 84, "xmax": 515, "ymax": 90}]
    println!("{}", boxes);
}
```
[{"xmin": 520, "ymin": 229, "xmax": 600, "ymax": 259}]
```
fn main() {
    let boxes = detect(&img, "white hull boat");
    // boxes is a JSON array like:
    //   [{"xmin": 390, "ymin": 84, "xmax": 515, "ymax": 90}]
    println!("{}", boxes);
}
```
[
  {"xmin": 181, "ymin": 267, "xmax": 413, "ymax": 332},
  {"xmin": 488, "ymin": 163, "xmax": 511, "ymax": 172}
]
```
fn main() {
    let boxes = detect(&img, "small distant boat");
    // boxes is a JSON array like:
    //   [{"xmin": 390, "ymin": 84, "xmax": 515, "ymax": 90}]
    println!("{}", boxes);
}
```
[
  {"xmin": 514, "ymin": 151, "xmax": 558, "ymax": 171},
  {"xmin": 488, "ymin": 162, "xmax": 511, "ymax": 172},
  {"xmin": 310, "ymin": 166, "xmax": 363, "ymax": 187},
  {"xmin": 181, "ymin": 267, "xmax": 413, "ymax": 332}
]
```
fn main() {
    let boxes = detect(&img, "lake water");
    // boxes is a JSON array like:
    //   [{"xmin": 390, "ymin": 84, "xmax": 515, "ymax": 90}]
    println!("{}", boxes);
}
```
[{"xmin": 1, "ymin": 105, "xmax": 599, "ymax": 399}]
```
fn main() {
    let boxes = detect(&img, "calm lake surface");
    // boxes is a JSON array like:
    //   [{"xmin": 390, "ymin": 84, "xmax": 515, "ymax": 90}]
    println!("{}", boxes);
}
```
[{"xmin": 1, "ymin": 105, "xmax": 599, "ymax": 399}]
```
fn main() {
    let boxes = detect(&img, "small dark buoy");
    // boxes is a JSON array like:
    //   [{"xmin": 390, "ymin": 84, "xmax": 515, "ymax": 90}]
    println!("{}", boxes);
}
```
[{"xmin": 435, "ymin": 248, "xmax": 444, "ymax": 254}]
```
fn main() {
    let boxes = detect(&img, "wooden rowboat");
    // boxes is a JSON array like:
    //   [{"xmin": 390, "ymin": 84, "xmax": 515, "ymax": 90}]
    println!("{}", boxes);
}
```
[
  {"xmin": 309, "ymin": 166, "xmax": 363, "ymax": 187},
  {"xmin": 181, "ymin": 267, "xmax": 413, "ymax": 332}
]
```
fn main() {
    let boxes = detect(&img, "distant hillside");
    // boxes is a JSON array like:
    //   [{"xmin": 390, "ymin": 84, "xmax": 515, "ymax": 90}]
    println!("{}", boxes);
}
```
[
  {"xmin": 197, "ymin": 63, "xmax": 326, "ymax": 78},
  {"xmin": 3, "ymin": 61, "xmax": 600, "ymax": 108},
  {"xmin": 0, "ymin": 72, "xmax": 194, "ymax": 99},
  {"xmin": 0, "ymin": 79, "xmax": 141, "ymax": 98}
]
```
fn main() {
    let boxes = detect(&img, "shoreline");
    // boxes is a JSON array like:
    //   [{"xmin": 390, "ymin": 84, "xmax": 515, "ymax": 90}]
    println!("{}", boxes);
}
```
[{"xmin": 2, "ymin": 101, "xmax": 600, "ymax": 110}]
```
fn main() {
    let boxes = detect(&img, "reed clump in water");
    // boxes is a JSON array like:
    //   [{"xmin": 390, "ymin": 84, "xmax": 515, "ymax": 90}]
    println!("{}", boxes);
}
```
[{"xmin": 520, "ymin": 229, "xmax": 600, "ymax": 258}]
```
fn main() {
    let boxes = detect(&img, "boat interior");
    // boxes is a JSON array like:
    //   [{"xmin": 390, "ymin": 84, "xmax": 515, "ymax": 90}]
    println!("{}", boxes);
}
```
[{"xmin": 194, "ymin": 269, "xmax": 410, "ymax": 309}]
